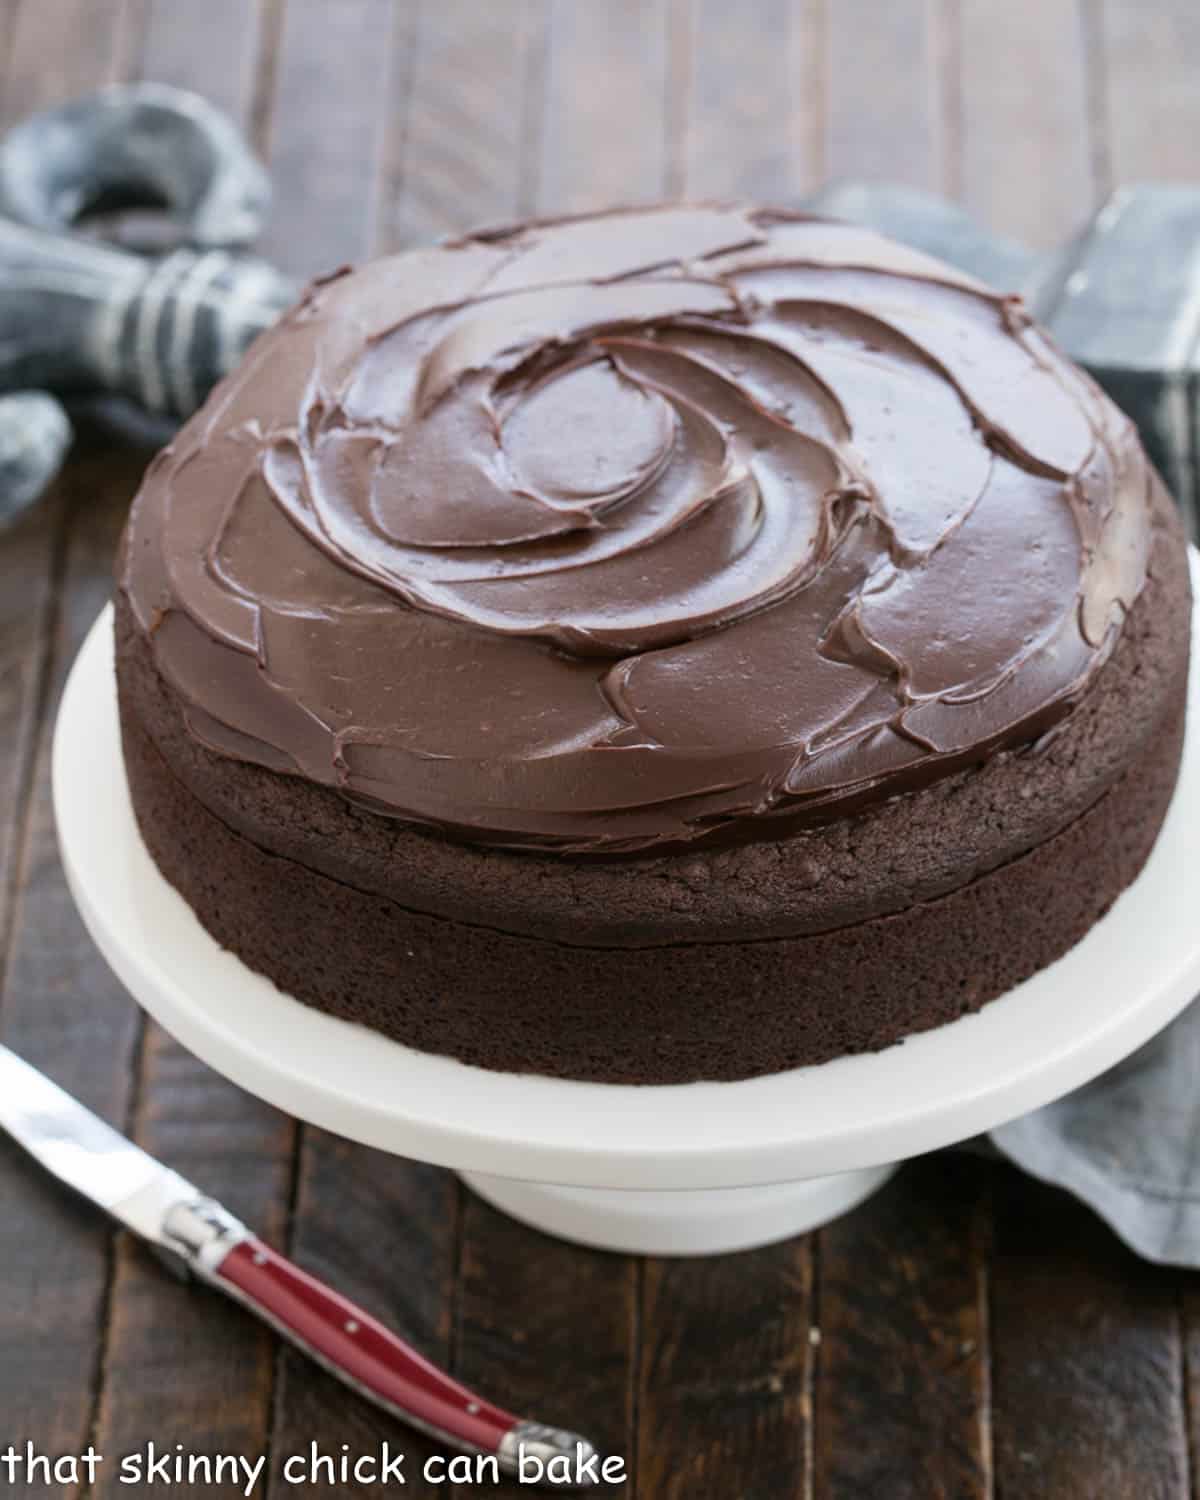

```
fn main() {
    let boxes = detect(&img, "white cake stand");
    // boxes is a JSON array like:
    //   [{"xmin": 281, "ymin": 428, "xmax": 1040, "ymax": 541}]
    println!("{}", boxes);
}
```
[{"xmin": 53, "ymin": 585, "xmax": 1200, "ymax": 1256}]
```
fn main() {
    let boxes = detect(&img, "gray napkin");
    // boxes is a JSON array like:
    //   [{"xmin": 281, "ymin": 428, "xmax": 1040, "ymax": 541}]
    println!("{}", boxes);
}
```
[{"xmin": 986, "ymin": 1003, "xmax": 1200, "ymax": 1267}]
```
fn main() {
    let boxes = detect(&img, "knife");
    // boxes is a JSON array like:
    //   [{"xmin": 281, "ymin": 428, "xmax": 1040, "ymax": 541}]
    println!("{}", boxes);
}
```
[{"xmin": 0, "ymin": 1043, "xmax": 600, "ymax": 1488}]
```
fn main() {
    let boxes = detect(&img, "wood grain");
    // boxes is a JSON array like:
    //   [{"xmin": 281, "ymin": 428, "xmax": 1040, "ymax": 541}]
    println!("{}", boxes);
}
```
[
  {"xmin": 637, "ymin": 1240, "xmax": 812, "ymax": 1500},
  {"xmin": 139, "ymin": 0, "xmax": 268, "ymax": 122},
  {"xmin": 679, "ymin": 0, "xmax": 816, "ymax": 201},
  {"xmin": 1182, "ymin": 1283, "xmax": 1200, "ymax": 1500},
  {"xmin": 0, "ymin": 501, "xmax": 59, "ymax": 973},
  {"xmin": 824, "ymin": 0, "xmax": 949, "ymax": 192},
  {"xmin": 958, "ymin": 0, "xmax": 1096, "ymax": 246},
  {"xmin": 813, "ymin": 1157, "xmax": 991, "ymax": 1500},
  {"xmin": 2, "ymin": 0, "xmax": 144, "ymax": 122},
  {"xmin": 1094, "ymin": 0, "xmax": 1200, "ymax": 187},
  {"xmin": 0, "ymin": 0, "xmax": 140, "ymax": 1016},
  {"xmin": 0, "ymin": 436, "xmax": 149, "ymax": 1488},
  {"xmin": 384, "ymin": 0, "xmax": 541, "ymax": 249},
  {"xmin": 536, "ymin": 0, "xmax": 675, "ymax": 214},
  {"xmin": 989, "ymin": 1165, "xmax": 1188, "ymax": 1499},
  {"xmin": 0, "ymin": 10, "xmax": 150, "ymax": 1465},
  {"xmin": 73, "ymin": 25, "xmax": 302, "ymax": 1491},
  {"xmin": 450, "ymin": 1195, "xmax": 638, "ymax": 1498},
  {"xmin": 0, "ymin": 1, "xmax": 57, "ymax": 966},
  {"xmin": 257, "ymin": 0, "xmax": 400, "ymax": 277}
]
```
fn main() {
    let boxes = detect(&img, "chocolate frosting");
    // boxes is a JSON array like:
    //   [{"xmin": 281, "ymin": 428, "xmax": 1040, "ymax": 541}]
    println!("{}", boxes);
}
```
[{"xmin": 120, "ymin": 204, "xmax": 1155, "ymax": 855}]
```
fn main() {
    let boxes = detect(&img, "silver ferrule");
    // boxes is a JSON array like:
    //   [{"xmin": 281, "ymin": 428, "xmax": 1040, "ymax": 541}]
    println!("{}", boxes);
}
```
[
  {"xmin": 497, "ymin": 1421, "xmax": 602, "ymax": 1489},
  {"xmin": 162, "ymin": 1196, "xmax": 251, "ymax": 1274}
]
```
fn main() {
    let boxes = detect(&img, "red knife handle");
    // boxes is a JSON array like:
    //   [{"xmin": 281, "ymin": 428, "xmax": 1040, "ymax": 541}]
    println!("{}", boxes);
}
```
[{"xmin": 213, "ymin": 1236, "xmax": 517, "ymax": 1454}]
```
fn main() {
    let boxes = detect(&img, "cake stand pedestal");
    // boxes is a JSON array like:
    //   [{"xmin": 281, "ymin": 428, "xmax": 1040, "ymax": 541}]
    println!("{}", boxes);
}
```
[
  {"xmin": 458, "ymin": 1170, "xmax": 898, "ymax": 1255},
  {"xmin": 52, "ymin": 598, "xmax": 1200, "ymax": 1256}
]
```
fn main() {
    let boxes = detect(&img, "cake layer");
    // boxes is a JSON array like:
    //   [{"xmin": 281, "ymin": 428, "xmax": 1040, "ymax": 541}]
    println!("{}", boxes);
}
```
[
  {"xmin": 118, "ymin": 657, "xmax": 1185, "ymax": 1084},
  {"xmin": 119, "ymin": 204, "xmax": 1158, "ymax": 856},
  {"xmin": 115, "ymin": 486, "xmax": 1190, "ymax": 950},
  {"xmin": 116, "ymin": 492, "xmax": 1188, "ymax": 1082}
]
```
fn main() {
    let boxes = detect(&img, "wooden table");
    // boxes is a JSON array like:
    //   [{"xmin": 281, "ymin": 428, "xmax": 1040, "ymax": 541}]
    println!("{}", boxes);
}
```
[{"xmin": 1, "ymin": 2, "xmax": 1196, "ymax": 1495}]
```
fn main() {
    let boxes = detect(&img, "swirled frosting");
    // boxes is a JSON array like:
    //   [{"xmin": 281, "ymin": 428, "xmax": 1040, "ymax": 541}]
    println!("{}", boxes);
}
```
[{"xmin": 121, "ymin": 205, "xmax": 1155, "ymax": 855}]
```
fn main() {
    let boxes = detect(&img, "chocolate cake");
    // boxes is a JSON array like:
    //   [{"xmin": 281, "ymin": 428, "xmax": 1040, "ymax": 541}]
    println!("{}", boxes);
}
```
[{"xmin": 115, "ymin": 204, "xmax": 1192, "ymax": 1085}]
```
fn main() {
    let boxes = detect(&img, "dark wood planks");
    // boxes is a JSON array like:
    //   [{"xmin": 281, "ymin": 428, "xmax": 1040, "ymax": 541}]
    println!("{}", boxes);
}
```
[
  {"xmin": 0, "ymin": 438, "xmax": 150, "ymax": 1488},
  {"xmin": 385, "ymin": 0, "xmax": 541, "ymax": 249},
  {"xmin": 0, "ymin": 0, "xmax": 142, "ymax": 1007},
  {"xmin": 536, "ymin": 0, "xmax": 676, "ymax": 213},
  {"xmin": 637, "ymin": 1240, "xmax": 812, "ymax": 1499},
  {"xmin": 680, "ymin": 0, "xmax": 816, "ymax": 201},
  {"xmin": 76, "ymin": 21, "xmax": 303, "ymax": 1493},
  {"xmin": 0, "ymin": 501, "xmax": 60, "ymax": 971},
  {"xmin": 989, "ymin": 1166, "xmax": 1189, "ymax": 1499},
  {"xmin": 450, "ymin": 1197, "xmax": 638, "ymax": 1498},
  {"xmin": 1, "ymin": 0, "xmax": 144, "ymax": 123},
  {"xmin": 814, "ymin": 1157, "xmax": 991, "ymax": 1500},
  {"xmin": 1094, "ymin": 0, "xmax": 1200, "ymax": 188},
  {"xmin": 0, "ymin": 0, "xmax": 16, "ymax": 55},
  {"xmin": 0, "ymin": 4, "xmax": 152, "ymax": 1473},
  {"xmin": 824, "ymin": 0, "xmax": 950, "ymax": 192},
  {"xmin": 957, "ymin": 0, "xmax": 1095, "ymax": 246},
  {"xmin": 0, "ymin": 8, "xmax": 60, "ymax": 969},
  {"xmin": 138, "ymin": 0, "xmax": 269, "ymax": 123},
  {"xmin": 1184, "ymin": 1285, "xmax": 1200, "ymax": 1500},
  {"xmin": 257, "ymin": 0, "xmax": 401, "ymax": 278}
]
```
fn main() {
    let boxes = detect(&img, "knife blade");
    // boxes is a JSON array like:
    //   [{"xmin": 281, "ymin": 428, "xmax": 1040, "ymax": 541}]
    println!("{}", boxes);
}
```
[{"xmin": 0, "ymin": 1044, "xmax": 601, "ymax": 1489}]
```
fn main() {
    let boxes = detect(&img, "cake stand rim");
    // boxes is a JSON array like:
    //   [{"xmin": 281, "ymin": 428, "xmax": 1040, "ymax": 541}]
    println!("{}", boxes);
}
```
[{"xmin": 53, "ymin": 572, "xmax": 1200, "ymax": 1193}]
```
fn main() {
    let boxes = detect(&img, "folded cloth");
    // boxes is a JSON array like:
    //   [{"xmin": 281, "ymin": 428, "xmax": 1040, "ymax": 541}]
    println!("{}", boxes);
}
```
[{"xmin": 988, "ymin": 1000, "xmax": 1200, "ymax": 1267}]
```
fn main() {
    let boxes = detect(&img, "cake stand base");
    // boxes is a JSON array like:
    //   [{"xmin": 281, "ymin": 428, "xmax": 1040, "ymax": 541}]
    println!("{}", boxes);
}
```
[
  {"xmin": 461, "ymin": 1166, "xmax": 898, "ymax": 1255},
  {"xmin": 52, "ymin": 578, "xmax": 1200, "ymax": 1258}
]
